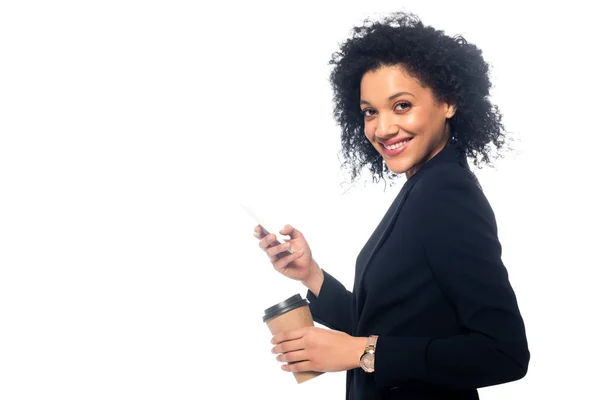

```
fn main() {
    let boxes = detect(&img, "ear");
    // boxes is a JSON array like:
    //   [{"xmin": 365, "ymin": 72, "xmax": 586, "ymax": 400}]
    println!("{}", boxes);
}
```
[{"xmin": 445, "ymin": 103, "xmax": 457, "ymax": 119}]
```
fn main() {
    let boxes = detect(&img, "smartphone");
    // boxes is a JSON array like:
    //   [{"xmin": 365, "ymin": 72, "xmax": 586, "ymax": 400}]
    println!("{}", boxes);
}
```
[{"xmin": 240, "ymin": 203, "xmax": 294, "ymax": 255}]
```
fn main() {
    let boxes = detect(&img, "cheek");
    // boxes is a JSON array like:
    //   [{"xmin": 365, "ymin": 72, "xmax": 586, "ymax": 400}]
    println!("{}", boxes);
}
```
[
  {"xmin": 398, "ymin": 113, "xmax": 423, "ymax": 133},
  {"xmin": 364, "ymin": 121, "xmax": 375, "ymax": 140},
  {"xmin": 425, "ymin": 108, "xmax": 448, "ymax": 132}
]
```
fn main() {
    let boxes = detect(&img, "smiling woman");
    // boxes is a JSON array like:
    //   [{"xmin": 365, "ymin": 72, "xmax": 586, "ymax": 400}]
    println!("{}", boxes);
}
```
[
  {"xmin": 253, "ymin": 10, "xmax": 529, "ymax": 400},
  {"xmin": 359, "ymin": 65, "xmax": 456, "ymax": 179},
  {"xmin": 329, "ymin": 12, "xmax": 506, "ymax": 186}
]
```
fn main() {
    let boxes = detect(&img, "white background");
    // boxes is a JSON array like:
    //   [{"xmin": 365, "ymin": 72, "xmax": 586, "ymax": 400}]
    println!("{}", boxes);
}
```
[{"xmin": 1, "ymin": 1, "xmax": 599, "ymax": 399}]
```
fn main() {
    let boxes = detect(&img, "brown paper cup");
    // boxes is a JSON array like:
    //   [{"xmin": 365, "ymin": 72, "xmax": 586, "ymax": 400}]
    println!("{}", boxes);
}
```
[{"xmin": 263, "ymin": 294, "xmax": 324, "ymax": 384}]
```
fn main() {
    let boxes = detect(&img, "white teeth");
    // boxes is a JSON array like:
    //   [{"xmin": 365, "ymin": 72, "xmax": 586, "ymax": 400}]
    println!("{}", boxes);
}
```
[{"xmin": 384, "ymin": 140, "xmax": 410, "ymax": 150}]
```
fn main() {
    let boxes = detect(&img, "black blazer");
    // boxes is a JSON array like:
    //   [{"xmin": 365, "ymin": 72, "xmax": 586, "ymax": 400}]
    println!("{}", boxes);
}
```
[{"xmin": 306, "ymin": 143, "xmax": 529, "ymax": 400}]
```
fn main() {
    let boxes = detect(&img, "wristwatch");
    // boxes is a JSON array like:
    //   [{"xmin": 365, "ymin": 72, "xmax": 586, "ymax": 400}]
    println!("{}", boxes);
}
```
[{"xmin": 359, "ymin": 335, "xmax": 378, "ymax": 373}]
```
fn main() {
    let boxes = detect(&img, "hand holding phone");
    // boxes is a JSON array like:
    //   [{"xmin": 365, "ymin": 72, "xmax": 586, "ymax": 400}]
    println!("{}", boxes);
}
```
[
  {"xmin": 240, "ymin": 204, "xmax": 294, "ymax": 254},
  {"xmin": 241, "ymin": 204, "xmax": 319, "ymax": 283}
]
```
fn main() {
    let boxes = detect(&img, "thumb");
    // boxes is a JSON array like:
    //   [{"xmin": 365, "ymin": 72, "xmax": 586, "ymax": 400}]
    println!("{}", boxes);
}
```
[{"xmin": 280, "ymin": 224, "xmax": 302, "ymax": 238}]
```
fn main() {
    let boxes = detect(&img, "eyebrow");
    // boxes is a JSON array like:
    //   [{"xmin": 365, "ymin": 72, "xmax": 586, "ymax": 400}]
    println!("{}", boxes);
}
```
[{"xmin": 360, "ymin": 91, "xmax": 415, "ymax": 105}]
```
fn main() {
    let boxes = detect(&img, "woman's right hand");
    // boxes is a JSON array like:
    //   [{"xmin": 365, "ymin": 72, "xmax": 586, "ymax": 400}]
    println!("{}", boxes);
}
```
[{"xmin": 254, "ymin": 224, "xmax": 320, "ymax": 284}]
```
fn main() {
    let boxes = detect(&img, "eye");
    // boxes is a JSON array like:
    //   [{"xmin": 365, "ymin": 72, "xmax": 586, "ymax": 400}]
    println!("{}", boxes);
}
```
[
  {"xmin": 361, "ymin": 108, "xmax": 376, "ymax": 118},
  {"xmin": 395, "ymin": 101, "xmax": 412, "ymax": 112}
]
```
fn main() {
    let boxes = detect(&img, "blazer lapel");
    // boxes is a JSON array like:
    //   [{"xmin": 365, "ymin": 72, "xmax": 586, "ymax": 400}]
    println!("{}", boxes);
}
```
[{"xmin": 354, "ymin": 174, "xmax": 420, "ymax": 309}]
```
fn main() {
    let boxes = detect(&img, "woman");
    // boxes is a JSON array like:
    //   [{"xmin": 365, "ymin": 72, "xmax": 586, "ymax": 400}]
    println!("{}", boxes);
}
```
[{"xmin": 254, "ymin": 12, "xmax": 529, "ymax": 400}]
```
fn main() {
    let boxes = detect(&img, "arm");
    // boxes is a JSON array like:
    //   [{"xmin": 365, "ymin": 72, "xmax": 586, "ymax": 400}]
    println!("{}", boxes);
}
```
[
  {"xmin": 305, "ymin": 265, "xmax": 354, "ymax": 335},
  {"xmin": 256, "ymin": 223, "xmax": 355, "ymax": 335},
  {"xmin": 373, "ymin": 170, "xmax": 529, "ymax": 391}
]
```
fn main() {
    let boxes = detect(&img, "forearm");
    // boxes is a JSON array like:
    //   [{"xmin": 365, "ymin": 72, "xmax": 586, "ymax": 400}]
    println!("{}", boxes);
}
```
[
  {"xmin": 305, "ymin": 269, "xmax": 354, "ymax": 334},
  {"xmin": 374, "ymin": 331, "xmax": 529, "ymax": 391},
  {"xmin": 302, "ymin": 260, "xmax": 324, "ymax": 296}
]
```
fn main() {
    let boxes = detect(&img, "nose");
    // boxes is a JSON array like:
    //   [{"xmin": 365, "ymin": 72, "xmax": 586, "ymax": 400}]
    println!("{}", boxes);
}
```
[{"xmin": 375, "ymin": 112, "xmax": 399, "ymax": 140}]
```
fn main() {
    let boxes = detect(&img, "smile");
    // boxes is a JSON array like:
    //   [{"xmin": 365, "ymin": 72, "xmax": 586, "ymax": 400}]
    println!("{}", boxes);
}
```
[{"xmin": 380, "ymin": 138, "xmax": 412, "ymax": 156}]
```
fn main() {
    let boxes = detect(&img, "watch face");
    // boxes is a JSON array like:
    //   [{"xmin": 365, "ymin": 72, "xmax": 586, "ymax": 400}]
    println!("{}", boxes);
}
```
[{"xmin": 360, "ymin": 353, "xmax": 375, "ymax": 372}]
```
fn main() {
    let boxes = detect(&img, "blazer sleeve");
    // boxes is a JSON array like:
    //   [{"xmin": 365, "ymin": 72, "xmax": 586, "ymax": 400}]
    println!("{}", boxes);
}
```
[
  {"xmin": 373, "ymin": 168, "xmax": 530, "ymax": 391},
  {"xmin": 306, "ymin": 270, "xmax": 353, "ymax": 334}
]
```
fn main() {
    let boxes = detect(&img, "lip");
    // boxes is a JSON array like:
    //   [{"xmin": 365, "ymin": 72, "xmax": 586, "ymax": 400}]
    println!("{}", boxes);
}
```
[
  {"xmin": 378, "ymin": 137, "xmax": 412, "ymax": 146},
  {"xmin": 379, "ymin": 137, "xmax": 413, "ymax": 157}
]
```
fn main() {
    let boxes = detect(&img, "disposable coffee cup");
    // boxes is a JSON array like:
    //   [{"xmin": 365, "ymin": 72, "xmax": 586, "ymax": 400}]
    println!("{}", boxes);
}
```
[{"xmin": 263, "ymin": 294, "xmax": 324, "ymax": 384}]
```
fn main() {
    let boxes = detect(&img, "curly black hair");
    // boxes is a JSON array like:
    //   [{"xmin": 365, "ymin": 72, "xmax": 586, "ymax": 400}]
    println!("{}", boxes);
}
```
[{"xmin": 329, "ymin": 11, "xmax": 508, "ymax": 185}]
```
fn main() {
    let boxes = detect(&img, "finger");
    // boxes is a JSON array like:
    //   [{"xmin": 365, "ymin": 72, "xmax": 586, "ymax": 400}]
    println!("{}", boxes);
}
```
[
  {"xmin": 266, "ymin": 241, "xmax": 292, "ymax": 258},
  {"xmin": 259, "ymin": 234, "xmax": 277, "ymax": 250},
  {"xmin": 272, "ymin": 338, "xmax": 304, "ymax": 355},
  {"xmin": 253, "ymin": 225, "xmax": 265, "ymax": 238},
  {"xmin": 282, "ymin": 361, "xmax": 312, "ymax": 373},
  {"xmin": 277, "ymin": 350, "xmax": 308, "ymax": 364},
  {"xmin": 271, "ymin": 328, "xmax": 306, "ymax": 345},
  {"xmin": 272, "ymin": 248, "xmax": 304, "ymax": 269},
  {"xmin": 280, "ymin": 224, "xmax": 302, "ymax": 239}
]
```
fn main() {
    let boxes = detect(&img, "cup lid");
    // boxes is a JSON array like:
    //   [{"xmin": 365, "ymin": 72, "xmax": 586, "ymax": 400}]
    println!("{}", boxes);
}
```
[{"xmin": 262, "ymin": 294, "xmax": 309, "ymax": 323}]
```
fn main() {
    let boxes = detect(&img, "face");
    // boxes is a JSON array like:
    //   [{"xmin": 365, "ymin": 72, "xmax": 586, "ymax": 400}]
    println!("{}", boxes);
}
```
[{"xmin": 359, "ymin": 64, "xmax": 456, "ymax": 178}]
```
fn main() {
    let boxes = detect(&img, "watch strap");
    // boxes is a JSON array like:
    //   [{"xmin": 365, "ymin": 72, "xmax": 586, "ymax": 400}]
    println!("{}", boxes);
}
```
[{"xmin": 367, "ymin": 335, "xmax": 378, "ymax": 350}]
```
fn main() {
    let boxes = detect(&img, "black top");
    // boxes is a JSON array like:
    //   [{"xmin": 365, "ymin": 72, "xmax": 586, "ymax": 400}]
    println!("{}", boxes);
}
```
[{"xmin": 306, "ymin": 143, "xmax": 529, "ymax": 400}]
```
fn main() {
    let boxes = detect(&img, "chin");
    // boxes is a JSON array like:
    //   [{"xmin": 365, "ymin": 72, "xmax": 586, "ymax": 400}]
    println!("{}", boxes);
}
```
[{"xmin": 384, "ymin": 160, "xmax": 412, "ymax": 175}]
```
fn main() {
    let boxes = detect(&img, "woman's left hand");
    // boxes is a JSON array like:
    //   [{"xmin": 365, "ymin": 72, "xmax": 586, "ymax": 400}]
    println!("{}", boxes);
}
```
[{"xmin": 271, "ymin": 327, "xmax": 367, "ymax": 373}]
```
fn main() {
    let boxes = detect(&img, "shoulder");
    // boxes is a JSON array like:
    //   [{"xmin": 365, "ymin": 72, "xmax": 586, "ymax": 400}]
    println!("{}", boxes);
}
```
[
  {"xmin": 406, "ymin": 161, "xmax": 497, "ymax": 227},
  {"xmin": 411, "ymin": 161, "xmax": 482, "ymax": 201}
]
